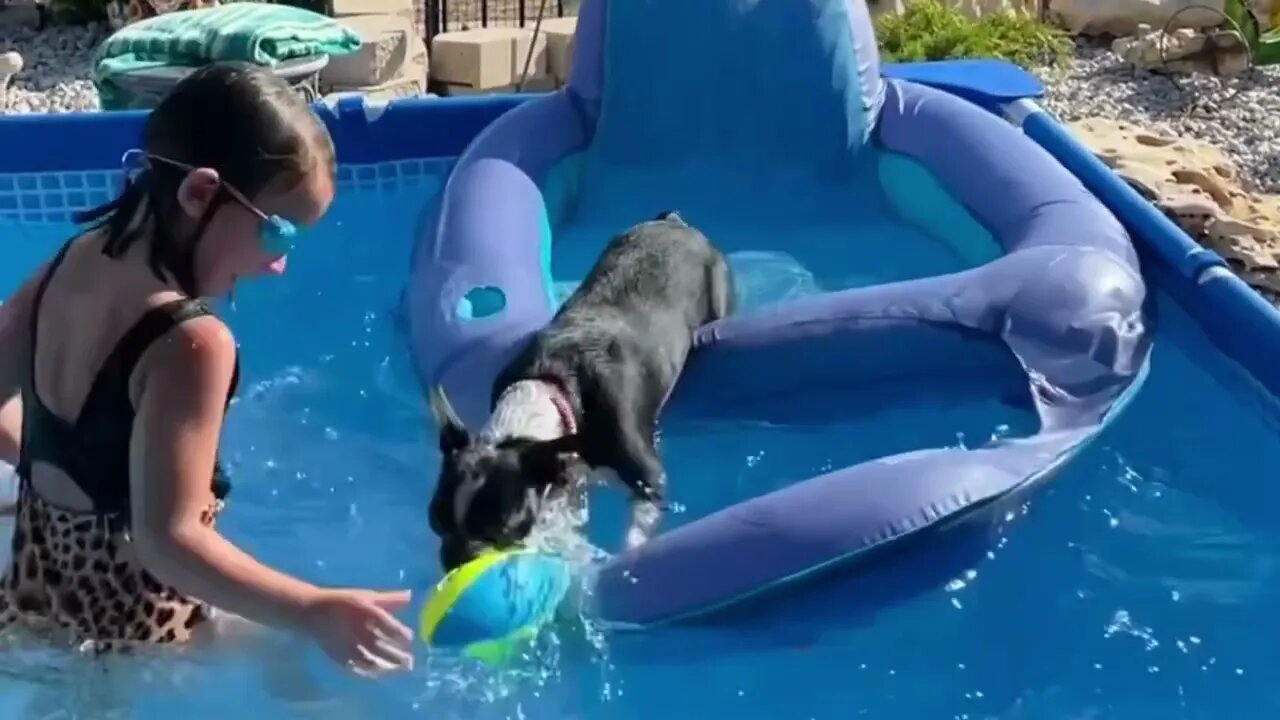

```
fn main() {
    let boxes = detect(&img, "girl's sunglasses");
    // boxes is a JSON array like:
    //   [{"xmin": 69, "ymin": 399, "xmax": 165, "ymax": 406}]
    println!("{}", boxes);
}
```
[{"xmin": 121, "ymin": 149, "xmax": 298, "ymax": 256}]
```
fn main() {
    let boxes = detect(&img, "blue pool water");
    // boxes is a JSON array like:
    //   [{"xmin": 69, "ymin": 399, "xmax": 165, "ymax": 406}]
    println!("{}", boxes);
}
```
[
  {"xmin": 2, "ymin": 160, "xmax": 1280, "ymax": 719},
  {"xmin": 550, "ymin": 161, "xmax": 975, "ymax": 312}
]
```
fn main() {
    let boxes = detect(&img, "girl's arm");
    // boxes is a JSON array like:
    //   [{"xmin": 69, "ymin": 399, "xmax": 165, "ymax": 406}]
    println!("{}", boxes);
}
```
[
  {"xmin": 0, "ymin": 268, "xmax": 44, "ymax": 466},
  {"xmin": 128, "ymin": 315, "xmax": 322, "ymax": 629}
]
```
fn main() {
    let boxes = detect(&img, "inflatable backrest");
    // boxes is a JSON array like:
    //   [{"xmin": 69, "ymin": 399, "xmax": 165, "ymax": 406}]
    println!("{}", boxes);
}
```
[{"xmin": 568, "ymin": 0, "xmax": 885, "ymax": 172}]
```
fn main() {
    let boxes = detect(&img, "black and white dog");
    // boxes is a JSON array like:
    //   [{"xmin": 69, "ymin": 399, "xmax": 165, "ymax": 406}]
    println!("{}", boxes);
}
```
[{"xmin": 428, "ymin": 211, "xmax": 735, "ymax": 571}]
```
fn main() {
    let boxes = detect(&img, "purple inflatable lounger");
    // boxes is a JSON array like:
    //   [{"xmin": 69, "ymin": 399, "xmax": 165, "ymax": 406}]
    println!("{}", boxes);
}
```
[{"xmin": 406, "ymin": 0, "xmax": 1153, "ymax": 631}]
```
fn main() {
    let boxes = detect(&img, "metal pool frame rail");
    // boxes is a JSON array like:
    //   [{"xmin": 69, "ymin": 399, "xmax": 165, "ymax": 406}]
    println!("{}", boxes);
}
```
[
  {"xmin": 0, "ymin": 94, "xmax": 530, "ymax": 172},
  {"xmin": 1009, "ymin": 100, "xmax": 1280, "ymax": 399},
  {"xmin": 884, "ymin": 59, "xmax": 1280, "ymax": 401}
]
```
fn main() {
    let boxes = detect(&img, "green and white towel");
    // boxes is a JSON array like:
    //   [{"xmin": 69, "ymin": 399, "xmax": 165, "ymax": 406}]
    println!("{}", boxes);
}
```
[{"xmin": 94, "ymin": 3, "xmax": 361, "ymax": 108}]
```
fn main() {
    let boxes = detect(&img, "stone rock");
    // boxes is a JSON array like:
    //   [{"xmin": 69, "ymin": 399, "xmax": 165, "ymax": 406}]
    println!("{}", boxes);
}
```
[
  {"xmin": 1070, "ymin": 117, "xmax": 1280, "ymax": 294},
  {"xmin": 431, "ymin": 27, "xmax": 547, "ymax": 90},
  {"xmin": 1049, "ymin": 0, "xmax": 1225, "ymax": 36},
  {"xmin": 321, "ymin": 14, "xmax": 427, "ymax": 89},
  {"xmin": 1112, "ymin": 25, "xmax": 1251, "ymax": 76},
  {"xmin": 441, "ymin": 74, "xmax": 558, "ymax": 95},
  {"xmin": 324, "ymin": 74, "xmax": 427, "ymax": 105},
  {"xmin": 0, "ymin": 51, "xmax": 22, "ymax": 110},
  {"xmin": 0, "ymin": 51, "xmax": 22, "ymax": 77},
  {"xmin": 540, "ymin": 16, "xmax": 576, "ymax": 85}
]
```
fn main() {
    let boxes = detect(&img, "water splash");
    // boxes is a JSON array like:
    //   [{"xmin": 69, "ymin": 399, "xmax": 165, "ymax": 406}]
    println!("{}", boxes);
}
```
[
  {"xmin": 726, "ymin": 250, "xmax": 824, "ymax": 309},
  {"xmin": 1104, "ymin": 609, "xmax": 1160, "ymax": 652}
]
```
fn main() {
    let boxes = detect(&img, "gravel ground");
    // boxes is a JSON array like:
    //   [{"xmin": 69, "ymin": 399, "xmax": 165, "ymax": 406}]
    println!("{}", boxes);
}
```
[
  {"xmin": 1039, "ymin": 38, "xmax": 1280, "ymax": 194},
  {"xmin": 0, "ymin": 21, "xmax": 102, "ymax": 114},
  {"xmin": 4, "ymin": 21, "xmax": 1280, "ymax": 194}
]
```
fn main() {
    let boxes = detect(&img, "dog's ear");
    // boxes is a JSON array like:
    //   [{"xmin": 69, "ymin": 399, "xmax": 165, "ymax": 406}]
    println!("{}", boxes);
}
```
[
  {"xmin": 439, "ymin": 534, "xmax": 480, "ymax": 571},
  {"xmin": 519, "ymin": 435, "xmax": 582, "ymax": 485},
  {"xmin": 428, "ymin": 384, "xmax": 470, "ymax": 453},
  {"xmin": 654, "ymin": 210, "xmax": 685, "ymax": 225}
]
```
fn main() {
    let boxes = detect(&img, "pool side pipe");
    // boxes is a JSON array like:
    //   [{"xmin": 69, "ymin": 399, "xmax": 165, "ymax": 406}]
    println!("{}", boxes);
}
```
[
  {"xmin": 1007, "ymin": 97, "xmax": 1280, "ymax": 400},
  {"xmin": 417, "ymin": 548, "xmax": 573, "ymax": 665}
]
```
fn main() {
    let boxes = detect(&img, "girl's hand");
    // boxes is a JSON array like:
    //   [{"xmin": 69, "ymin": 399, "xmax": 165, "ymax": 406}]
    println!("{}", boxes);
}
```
[{"xmin": 303, "ymin": 588, "xmax": 415, "ymax": 677}]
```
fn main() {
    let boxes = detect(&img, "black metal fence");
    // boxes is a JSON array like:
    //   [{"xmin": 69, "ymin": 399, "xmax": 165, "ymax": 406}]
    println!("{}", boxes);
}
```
[{"xmin": 426, "ymin": 0, "xmax": 569, "ymax": 41}]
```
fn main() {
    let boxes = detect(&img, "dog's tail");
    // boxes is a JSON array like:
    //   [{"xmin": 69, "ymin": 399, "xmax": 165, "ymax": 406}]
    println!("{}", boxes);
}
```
[{"xmin": 654, "ymin": 210, "xmax": 686, "ymax": 226}]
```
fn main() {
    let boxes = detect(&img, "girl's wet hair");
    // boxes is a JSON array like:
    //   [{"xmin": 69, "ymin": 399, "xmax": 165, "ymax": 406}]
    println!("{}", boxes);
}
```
[{"xmin": 75, "ymin": 62, "xmax": 335, "ymax": 296}]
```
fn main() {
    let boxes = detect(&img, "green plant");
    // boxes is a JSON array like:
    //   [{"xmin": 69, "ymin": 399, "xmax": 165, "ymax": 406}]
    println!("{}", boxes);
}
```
[{"xmin": 875, "ymin": 0, "xmax": 1073, "ymax": 68}]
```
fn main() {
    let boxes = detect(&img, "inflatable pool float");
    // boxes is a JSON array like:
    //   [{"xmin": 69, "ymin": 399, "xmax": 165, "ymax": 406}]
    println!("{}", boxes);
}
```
[{"xmin": 405, "ymin": 0, "xmax": 1153, "ymax": 633}]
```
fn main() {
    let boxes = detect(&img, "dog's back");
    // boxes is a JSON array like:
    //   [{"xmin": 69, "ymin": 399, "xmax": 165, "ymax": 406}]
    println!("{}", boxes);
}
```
[
  {"xmin": 558, "ymin": 211, "xmax": 729, "ymax": 332},
  {"xmin": 495, "ymin": 212, "xmax": 733, "ymax": 405}
]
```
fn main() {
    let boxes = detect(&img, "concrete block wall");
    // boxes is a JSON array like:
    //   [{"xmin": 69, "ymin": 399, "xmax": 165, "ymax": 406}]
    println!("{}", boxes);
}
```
[
  {"xmin": 323, "ymin": 0, "xmax": 431, "ymax": 103},
  {"xmin": 320, "ymin": 3, "xmax": 580, "ymax": 101},
  {"xmin": 429, "ymin": 15, "xmax": 576, "ymax": 95}
]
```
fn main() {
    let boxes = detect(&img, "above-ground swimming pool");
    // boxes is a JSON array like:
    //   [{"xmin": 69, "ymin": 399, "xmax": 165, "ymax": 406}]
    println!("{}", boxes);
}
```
[{"xmin": 4, "ymin": 1, "xmax": 1280, "ymax": 718}]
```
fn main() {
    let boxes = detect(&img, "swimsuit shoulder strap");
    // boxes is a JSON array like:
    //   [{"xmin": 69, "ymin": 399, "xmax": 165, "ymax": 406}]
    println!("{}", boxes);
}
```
[
  {"xmin": 101, "ymin": 298, "xmax": 215, "ymax": 386},
  {"xmin": 26, "ymin": 238, "xmax": 77, "ymax": 382}
]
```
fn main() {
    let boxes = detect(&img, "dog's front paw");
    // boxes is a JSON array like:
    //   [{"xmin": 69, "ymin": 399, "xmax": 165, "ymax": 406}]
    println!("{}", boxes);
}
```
[
  {"xmin": 623, "ymin": 499, "xmax": 662, "ymax": 551},
  {"xmin": 624, "ymin": 525, "xmax": 649, "ymax": 551}
]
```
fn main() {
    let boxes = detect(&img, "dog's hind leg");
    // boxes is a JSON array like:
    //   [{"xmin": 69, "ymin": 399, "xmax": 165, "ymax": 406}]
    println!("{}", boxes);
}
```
[{"xmin": 707, "ymin": 252, "xmax": 736, "ymax": 320}]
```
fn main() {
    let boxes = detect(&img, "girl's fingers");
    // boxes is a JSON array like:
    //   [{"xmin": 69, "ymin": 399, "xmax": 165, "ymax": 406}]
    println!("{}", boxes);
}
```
[{"xmin": 364, "ymin": 603, "xmax": 414, "ymax": 648}]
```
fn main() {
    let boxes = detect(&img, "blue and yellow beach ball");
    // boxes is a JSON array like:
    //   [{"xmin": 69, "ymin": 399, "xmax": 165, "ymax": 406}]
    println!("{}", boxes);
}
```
[{"xmin": 418, "ymin": 548, "xmax": 574, "ymax": 664}]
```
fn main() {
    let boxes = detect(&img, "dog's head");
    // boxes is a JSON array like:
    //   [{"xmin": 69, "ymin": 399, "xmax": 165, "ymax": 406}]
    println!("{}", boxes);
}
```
[{"xmin": 427, "ymin": 386, "xmax": 584, "ymax": 571}]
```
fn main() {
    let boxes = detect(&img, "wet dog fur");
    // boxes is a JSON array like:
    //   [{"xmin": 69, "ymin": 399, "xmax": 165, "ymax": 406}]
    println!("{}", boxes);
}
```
[{"xmin": 428, "ymin": 211, "xmax": 735, "ymax": 570}]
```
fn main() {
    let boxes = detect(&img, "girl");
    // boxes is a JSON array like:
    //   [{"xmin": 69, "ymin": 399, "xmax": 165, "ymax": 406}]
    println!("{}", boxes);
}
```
[{"xmin": 0, "ymin": 62, "xmax": 413, "ymax": 677}]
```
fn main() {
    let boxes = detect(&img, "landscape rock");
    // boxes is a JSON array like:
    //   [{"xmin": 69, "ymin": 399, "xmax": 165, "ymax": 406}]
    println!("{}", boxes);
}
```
[
  {"xmin": 0, "ymin": 51, "xmax": 22, "ymax": 109},
  {"xmin": 1050, "ymin": 0, "xmax": 1226, "ymax": 36},
  {"xmin": 1112, "ymin": 25, "xmax": 1251, "ymax": 76},
  {"xmin": 1070, "ymin": 117, "xmax": 1280, "ymax": 294}
]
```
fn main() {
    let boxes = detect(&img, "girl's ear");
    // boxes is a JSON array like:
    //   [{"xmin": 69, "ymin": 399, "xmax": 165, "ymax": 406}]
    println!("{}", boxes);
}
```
[{"xmin": 176, "ymin": 167, "xmax": 222, "ymax": 220}]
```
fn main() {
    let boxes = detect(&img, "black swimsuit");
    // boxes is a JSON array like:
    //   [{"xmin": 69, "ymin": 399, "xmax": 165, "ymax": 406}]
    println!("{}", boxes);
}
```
[{"xmin": 0, "ymin": 237, "xmax": 238, "ymax": 648}]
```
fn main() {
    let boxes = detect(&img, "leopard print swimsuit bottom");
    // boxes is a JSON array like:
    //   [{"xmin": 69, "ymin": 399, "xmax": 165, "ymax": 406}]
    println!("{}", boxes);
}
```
[{"xmin": 0, "ymin": 480, "xmax": 219, "ymax": 651}]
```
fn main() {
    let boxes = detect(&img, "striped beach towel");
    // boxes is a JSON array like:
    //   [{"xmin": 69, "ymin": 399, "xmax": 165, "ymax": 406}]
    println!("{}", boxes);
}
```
[{"xmin": 93, "ymin": 3, "xmax": 361, "ymax": 106}]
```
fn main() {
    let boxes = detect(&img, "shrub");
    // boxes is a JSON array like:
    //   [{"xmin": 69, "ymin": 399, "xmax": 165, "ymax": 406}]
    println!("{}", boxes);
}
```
[{"xmin": 875, "ymin": 0, "xmax": 1074, "ymax": 68}]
